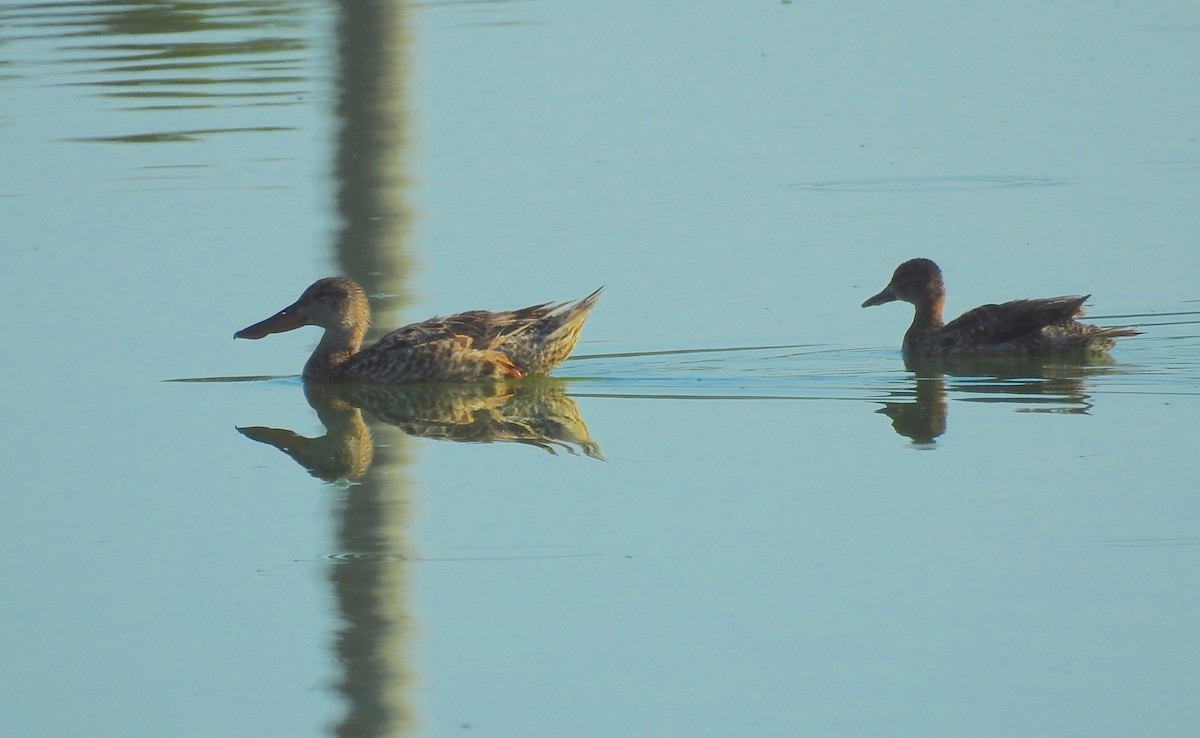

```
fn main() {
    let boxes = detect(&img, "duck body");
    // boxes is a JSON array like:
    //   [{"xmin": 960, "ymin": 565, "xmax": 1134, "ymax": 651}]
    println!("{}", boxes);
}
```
[
  {"xmin": 236, "ymin": 277, "xmax": 602, "ymax": 382},
  {"xmin": 862, "ymin": 258, "xmax": 1138, "ymax": 357}
]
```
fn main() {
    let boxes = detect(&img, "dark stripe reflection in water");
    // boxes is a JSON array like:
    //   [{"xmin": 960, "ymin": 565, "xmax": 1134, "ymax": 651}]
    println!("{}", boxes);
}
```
[
  {"xmin": 3, "ymin": 3, "xmax": 420, "ymax": 735},
  {"xmin": 0, "ymin": 1, "xmax": 313, "ymax": 142}
]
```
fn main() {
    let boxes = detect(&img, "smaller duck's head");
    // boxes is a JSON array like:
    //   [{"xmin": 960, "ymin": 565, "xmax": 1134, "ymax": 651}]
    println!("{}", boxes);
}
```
[
  {"xmin": 235, "ymin": 277, "xmax": 370, "ymax": 339},
  {"xmin": 861, "ymin": 258, "xmax": 945, "ymax": 308}
]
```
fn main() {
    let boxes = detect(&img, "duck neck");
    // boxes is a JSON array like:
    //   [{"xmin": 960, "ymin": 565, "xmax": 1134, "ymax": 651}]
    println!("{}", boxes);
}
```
[
  {"xmin": 303, "ymin": 324, "xmax": 366, "ymax": 380},
  {"xmin": 903, "ymin": 291, "xmax": 946, "ymax": 350}
]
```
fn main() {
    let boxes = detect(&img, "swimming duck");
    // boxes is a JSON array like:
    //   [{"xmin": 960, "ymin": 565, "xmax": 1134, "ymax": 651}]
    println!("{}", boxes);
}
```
[
  {"xmin": 235, "ymin": 277, "xmax": 602, "ymax": 382},
  {"xmin": 861, "ymin": 258, "xmax": 1138, "ymax": 356}
]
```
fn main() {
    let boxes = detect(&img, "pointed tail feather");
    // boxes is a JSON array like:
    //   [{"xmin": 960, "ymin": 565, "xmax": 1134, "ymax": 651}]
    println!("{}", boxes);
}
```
[
  {"xmin": 540, "ymin": 287, "xmax": 603, "ymax": 349},
  {"xmin": 1090, "ymin": 325, "xmax": 1141, "ymax": 339},
  {"xmin": 500, "ymin": 287, "xmax": 602, "ymax": 375},
  {"xmin": 553, "ymin": 287, "xmax": 603, "ymax": 331},
  {"xmin": 1074, "ymin": 296, "xmax": 1141, "ymax": 344}
]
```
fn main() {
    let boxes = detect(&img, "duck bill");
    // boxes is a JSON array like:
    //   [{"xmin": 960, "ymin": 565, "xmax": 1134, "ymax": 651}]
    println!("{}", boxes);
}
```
[
  {"xmin": 861, "ymin": 287, "xmax": 897, "ymax": 308},
  {"xmin": 234, "ymin": 305, "xmax": 306, "ymax": 339}
]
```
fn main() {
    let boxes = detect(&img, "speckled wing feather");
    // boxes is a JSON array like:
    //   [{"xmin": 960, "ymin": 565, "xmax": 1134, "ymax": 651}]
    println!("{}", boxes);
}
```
[
  {"xmin": 941, "ymin": 296, "xmax": 1088, "ymax": 345},
  {"xmin": 434, "ymin": 304, "xmax": 560, "ymax": 347},
  {"xmin": 924, "ymin": 295, "xmax": 1137, "ymax": 355},
  {"xmin": 494, "ymin": 288, "xmax": 603, "ymax": 375},
  {"xmin": 341, "ymin": 323, "xmax": 520, "ymax": 382},
  {"xmin": 337, "ymin": 288, "xmax": 601, "ymax": 382}
]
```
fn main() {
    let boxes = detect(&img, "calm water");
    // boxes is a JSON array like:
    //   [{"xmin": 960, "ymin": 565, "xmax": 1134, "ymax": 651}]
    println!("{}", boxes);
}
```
[{"xmin": 3, "ymin": 1, "xmax": 1200, "ymax": 736}]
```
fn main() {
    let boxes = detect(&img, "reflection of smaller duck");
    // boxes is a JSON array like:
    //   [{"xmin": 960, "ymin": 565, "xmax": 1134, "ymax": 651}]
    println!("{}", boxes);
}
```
[
  {"xmin": 862, "ymin": 258, "xmax": 1139, "ymax": 356},
  {"xmin": 235, "ymin": 277, "xmax": 601, "ymax": 382},
  {"xmin": 876, "ymin": 355, "xmax": 1119, "ymax": 445},
  {"xmin": 239, "ymin": 379, "xmax": 601, "ymax": 481},
  {"xmin": 876, "ymin": 371, "xmax": 947, "ymax": 445}
]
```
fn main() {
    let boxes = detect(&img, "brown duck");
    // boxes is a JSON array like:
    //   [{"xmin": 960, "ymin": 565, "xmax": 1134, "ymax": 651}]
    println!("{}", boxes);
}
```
[
  {"xmin": 236, "ymin": 277, "xmax": 601, "ymax": 382},
  {"xmin": 862, "ymin": 258, "xmax": 1138, "ymax": 356}
]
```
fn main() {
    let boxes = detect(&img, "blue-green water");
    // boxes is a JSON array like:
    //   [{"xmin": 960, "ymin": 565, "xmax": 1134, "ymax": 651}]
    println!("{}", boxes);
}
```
[{"xmin": 2, "ymin": 2, "xmax": 1199, "ymax": 737}]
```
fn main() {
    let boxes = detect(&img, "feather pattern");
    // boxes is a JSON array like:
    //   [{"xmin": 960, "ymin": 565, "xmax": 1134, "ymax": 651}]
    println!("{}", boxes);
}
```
[{"xmin": 236, "ymin": 277, "xmax": 601, "ymax": 382}]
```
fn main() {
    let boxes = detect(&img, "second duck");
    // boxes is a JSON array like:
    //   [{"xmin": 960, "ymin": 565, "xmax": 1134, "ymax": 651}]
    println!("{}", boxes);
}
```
[{"xmin": 861, "ymin": 258, "xmax": 1138, "ymax": 357}]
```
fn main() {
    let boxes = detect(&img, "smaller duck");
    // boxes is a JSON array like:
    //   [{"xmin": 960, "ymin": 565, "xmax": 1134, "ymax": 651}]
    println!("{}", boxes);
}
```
[
  {"xmin": 861, "ymin": 258, "xmax": 1138, "ymax": 356},
  {"xmin": 236, "ymin": 277, "xmax": 602, "ymax": 382}
]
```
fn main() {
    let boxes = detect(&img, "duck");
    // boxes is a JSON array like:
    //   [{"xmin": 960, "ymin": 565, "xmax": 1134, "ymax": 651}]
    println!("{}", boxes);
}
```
[
  {"xmin": 861, "ymin": 258, "xmax": 1138, "ymax": 356},
  {"xmin": 235, "ymin": 277, "xmax": 602, "ymax": 382}
]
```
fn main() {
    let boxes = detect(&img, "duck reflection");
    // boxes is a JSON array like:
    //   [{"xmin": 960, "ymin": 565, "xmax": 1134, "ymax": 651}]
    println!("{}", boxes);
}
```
[
  {"xmin": 239, "ymin": 379, "xmax": 601, "ymax": 480},
  {"xmin": 876, "ymin": 355, "xmax": 1122, "ymax": 445}
]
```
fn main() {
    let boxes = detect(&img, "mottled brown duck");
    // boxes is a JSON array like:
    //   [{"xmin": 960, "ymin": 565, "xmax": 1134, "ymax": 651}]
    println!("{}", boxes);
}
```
[{"xmin": 236, "ymin": 277, "xmax": 601, "ymax": 382}]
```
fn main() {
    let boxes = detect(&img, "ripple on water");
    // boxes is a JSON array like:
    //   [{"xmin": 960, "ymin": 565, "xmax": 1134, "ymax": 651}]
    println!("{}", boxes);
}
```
[
  {"xmin": 789, "ymin": 175, "xmax": 1069, "ymax": 192},
  {"xmin": 1101, "ymin": 538, "xmax": 1200, "ymax": 548},
  {"xmin": 320, "ymin": 552, "xmax": 408, "ymax": 564},
  {"xmin": 319, "ymin": 548, "xmax": 603, "ymax": 564}
]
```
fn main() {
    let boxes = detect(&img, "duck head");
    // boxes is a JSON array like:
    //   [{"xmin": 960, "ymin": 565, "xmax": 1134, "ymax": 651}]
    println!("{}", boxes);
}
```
[
  {"xmin": 235, "ymin": 277, "xmax": 370, "ymax": 340},
  {"xmin": 861, "ymin": 258, "xmax": 945, "ymax": 308}
]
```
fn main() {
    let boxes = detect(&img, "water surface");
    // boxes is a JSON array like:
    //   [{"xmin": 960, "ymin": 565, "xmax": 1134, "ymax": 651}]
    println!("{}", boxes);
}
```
[{"xmin": 2, "ymin": 2, "xmax": 1199, "ymax": 737}]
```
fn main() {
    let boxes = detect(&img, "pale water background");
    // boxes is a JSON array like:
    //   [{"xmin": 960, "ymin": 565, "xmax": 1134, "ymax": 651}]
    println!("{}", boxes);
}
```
[{"xmin": 3, "ymin": 1, "xmax": 1200, "ymax": 736}]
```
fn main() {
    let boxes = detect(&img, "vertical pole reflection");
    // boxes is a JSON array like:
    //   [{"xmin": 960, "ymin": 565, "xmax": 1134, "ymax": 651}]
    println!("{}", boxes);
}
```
[{"xmin": 329, "ymin": 1, "xmax": 414, "ymax": 737}]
